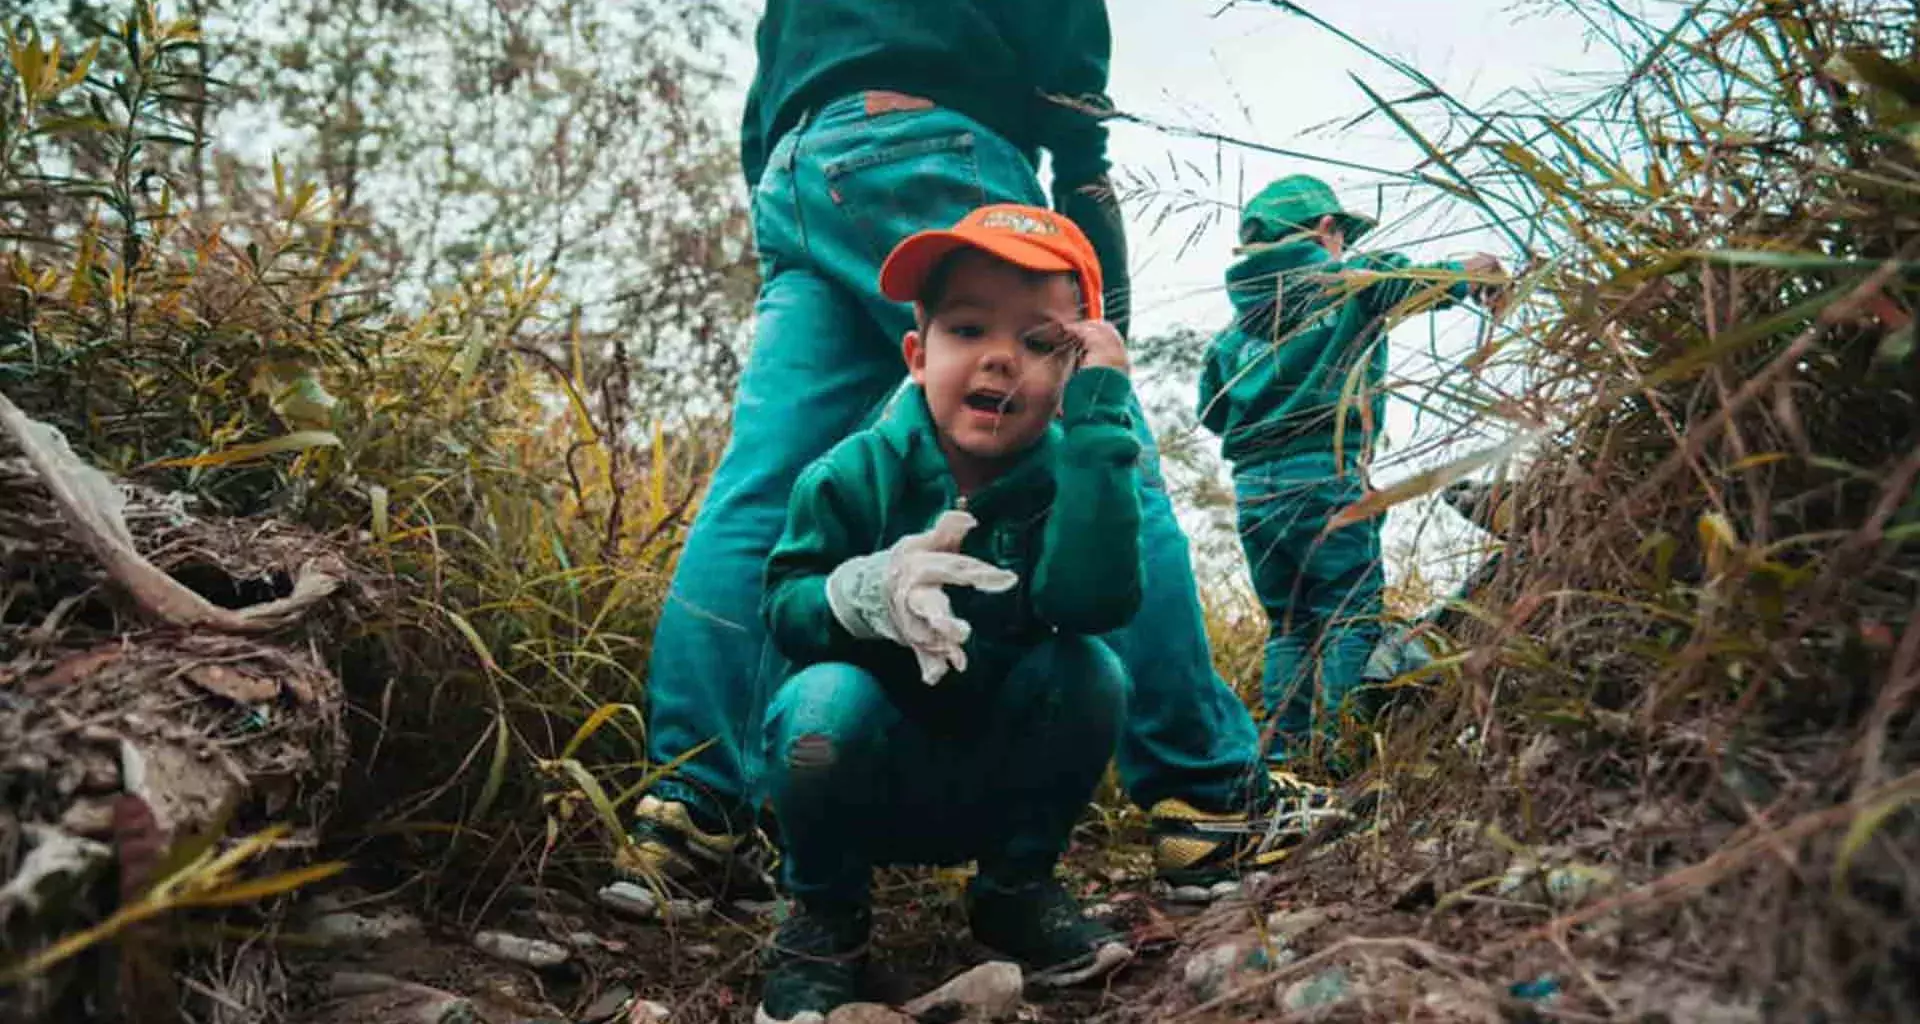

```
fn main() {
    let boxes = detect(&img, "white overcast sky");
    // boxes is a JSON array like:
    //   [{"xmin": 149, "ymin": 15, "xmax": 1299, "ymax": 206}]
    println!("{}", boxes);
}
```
[{"xmin": 708, "ymin": 1, "xmax": 1633, "ymax": 593}]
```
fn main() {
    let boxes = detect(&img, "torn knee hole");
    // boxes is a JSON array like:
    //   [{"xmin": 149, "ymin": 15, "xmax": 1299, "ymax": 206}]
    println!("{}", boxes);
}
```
[{"xmin": 786, "ymin": 732, "xmax": 836, "ymax": 769}]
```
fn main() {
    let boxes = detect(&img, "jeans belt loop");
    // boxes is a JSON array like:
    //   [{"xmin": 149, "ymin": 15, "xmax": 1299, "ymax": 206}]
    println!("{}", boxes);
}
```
[{"xmin": 862, "ymin": 90, "xmax": 934, "ymax": 117}]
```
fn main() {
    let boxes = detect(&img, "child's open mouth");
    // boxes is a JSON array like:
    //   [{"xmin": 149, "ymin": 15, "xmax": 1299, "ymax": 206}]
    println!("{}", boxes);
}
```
[{"xmin": 962, "ymin": 389, "xmax": 1019, "ymax": 417}]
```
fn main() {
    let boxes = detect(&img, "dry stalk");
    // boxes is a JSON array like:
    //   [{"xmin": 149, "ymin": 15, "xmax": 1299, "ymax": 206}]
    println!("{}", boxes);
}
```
[{"xmin": 0, "ymin": 389, "xmax": 342, "ymax": 634}]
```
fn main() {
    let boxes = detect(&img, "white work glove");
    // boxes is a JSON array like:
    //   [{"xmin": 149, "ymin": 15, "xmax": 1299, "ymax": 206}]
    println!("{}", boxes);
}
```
[{"xmin": 825, "ymin": 509, "xmax": 1019, "ymax": 685}]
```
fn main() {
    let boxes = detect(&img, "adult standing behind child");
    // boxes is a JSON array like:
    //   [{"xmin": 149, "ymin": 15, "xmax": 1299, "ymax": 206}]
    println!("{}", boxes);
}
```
[
  {"xmin": 754, "ymin": 204, "xmax": 1138, "ymax": 1022},
  {"xmin": 626, "ymin": 0, "xmax": 1307, "ymax": 911},
  {"xmin": 1197, "ymin": 174, "xmax": 1508, "ymax": 778}
]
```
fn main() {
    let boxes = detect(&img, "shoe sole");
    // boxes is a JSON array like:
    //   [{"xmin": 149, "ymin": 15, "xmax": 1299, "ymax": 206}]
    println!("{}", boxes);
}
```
[
  {"xmin": 1028, "ymin": 941, "xmax": 1134, "ymax": 988},
  {"xmin": 754, "ymin": 1008, "xmax": 824, "ymax": 1024}
]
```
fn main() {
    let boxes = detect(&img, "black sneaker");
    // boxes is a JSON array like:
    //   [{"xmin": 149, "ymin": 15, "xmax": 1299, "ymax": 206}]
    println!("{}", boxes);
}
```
[
  {"xmin": 966, "ymin": 879, "xmax": 1133, "ymax": 987},
  {"xmin": 755, "ymin": 902, "xmax": 870, "ymax": 1024}
]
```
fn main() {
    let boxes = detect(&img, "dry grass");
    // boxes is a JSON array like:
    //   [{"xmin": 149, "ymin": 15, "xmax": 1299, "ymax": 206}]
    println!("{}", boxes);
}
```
[
  {"xmin": 1128, "ymin": 0, "xmax": 1920, "ymax": 1019},
  {"xmin": 1, "ymin": 8, "xmax": 743, "ymax": 1008},
  {"xmin": 7, "ymin": 0, "xmax": 1920, "ymax": 1019}
]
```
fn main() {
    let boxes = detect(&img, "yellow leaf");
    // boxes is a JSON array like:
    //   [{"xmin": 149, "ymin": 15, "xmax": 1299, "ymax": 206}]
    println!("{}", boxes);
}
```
[
  {"xmin": 551, "ymin": 757, "xmax": 627, "ymax": 850},
  {"xmin": 147, "ymin": 430, "xmax": 341, "ymax": 469},
  {"xmin": 183, "ymin": 861, "xmax": 347, "ymax": 908},
  {"xmin": 1698, "ymin": 512, "xmax": 1739, "ymax": 577},
  {"xmin": 560, "ymin": 702, "xmax": 642, "ymax": 762}
]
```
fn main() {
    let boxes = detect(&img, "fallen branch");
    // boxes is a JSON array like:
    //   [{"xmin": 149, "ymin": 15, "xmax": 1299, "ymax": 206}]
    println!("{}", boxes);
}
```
[{"xmin": 0, "ymin": 389, "xmax": 341, "ymax": 634}]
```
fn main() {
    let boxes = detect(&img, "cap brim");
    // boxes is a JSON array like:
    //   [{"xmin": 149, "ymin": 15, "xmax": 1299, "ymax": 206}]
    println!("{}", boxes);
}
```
[
  {"xmin": 1335, "ymin": 212, "xmax": 1376, "ymax": 242},
  {"xmin": 879, "ymin": 229, "xmax": 1080, "ymax": 306}
]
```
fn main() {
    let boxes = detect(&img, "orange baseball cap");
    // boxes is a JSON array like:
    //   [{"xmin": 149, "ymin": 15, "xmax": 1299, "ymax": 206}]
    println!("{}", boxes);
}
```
[{"xmin": 879, "ymin": 204, "xmax": 1105, "ymax": 321}]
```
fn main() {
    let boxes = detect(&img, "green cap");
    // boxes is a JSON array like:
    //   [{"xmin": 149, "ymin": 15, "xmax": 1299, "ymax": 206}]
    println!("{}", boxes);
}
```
[{"xmin": 1239, "ymin": 174, "xmax": 1376, "ymax": 246}]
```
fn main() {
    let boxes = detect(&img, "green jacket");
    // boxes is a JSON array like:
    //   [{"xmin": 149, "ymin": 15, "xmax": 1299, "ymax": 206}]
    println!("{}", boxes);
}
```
[
  {"xmin": 764, "ymin": 368, "xmax": 1143, "ymax": 701},
  {"xmin": 1196, "ymin": 242, "xmax": 1473, "ymax": 469},
  {"xmin": 740, "ymin": 1, "xmax": 1131, "ymax": 334}
]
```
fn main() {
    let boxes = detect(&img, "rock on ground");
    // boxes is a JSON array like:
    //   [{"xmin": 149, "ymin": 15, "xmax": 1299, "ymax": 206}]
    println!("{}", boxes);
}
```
[{"xmin": 903, "ymin": 960, "xmax": 1024, "ymax": 1021}]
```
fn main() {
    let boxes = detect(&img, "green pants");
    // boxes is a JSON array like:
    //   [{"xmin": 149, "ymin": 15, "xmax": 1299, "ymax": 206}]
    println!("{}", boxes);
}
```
[
  {"xmin": 1232, "ymin": 452, "xmax": 1383, "ymax": 765},
  {"xmin": 643, "ymin": 92, "xmax": 1265, "ymax": 832},
  {"xmin": 762, "ymin": 636, "xmax": 1126, "ymax": 906}
]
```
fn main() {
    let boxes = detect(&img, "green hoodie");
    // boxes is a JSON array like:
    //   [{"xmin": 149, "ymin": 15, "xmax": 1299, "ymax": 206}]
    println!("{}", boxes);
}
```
[
  {"xmin": 1196, "ymin": 241, "xmax": 1474, "ymax": 469},
  {"xmin": 764, "ymin": 368, "xmax": 1143, "ymax": 705},
  {"xmin": 741, "ymin": 1, "xmax": 1113, "ymax": 197}
]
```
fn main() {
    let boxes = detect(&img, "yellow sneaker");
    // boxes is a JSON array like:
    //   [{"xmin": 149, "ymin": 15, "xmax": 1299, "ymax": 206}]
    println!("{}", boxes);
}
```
[
  {"xmin": 612, "ymin": 795, "xmax": 775, "ymax": 901},
  {"xmin": 1149, "ymin": 771, "xmax": 1348, "ymax": 899}
]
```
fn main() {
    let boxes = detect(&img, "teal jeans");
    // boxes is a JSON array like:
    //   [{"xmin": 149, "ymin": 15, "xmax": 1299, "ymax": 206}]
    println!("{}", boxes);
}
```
[
  {"xmin": 1232, "ymin": 451, "xmax": 1384, "ymax": 764},
  {"xmin": 643, "ymin": 93, "xmax": 1263, "ymax": 835},
  {"xmin": 762, "ymin": 636, "xmax": 1124, "ymax": 905}
]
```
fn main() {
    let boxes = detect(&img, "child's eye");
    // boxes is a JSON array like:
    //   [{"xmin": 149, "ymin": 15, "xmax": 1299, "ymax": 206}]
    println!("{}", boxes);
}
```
[
  {"xmin": 949, "ymin": 322, "xmax": 987, "ymax": 340},
  {"xmin": 1021, "ymin": 323, "xmax": 1069, "ymax": 355}
]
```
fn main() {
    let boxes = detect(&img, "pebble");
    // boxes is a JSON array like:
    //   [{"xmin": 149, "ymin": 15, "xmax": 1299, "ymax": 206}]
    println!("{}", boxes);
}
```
[
  {"xmin": 1184, "ymin": 941, "xmax": 1294, "ymax": 1002},
  {"xmin": 634, "ymin": 1000, "xmax": 672, "ymax": 1022},
  {"xmin": 597, "ymin": 881, "xmax": 660, "ymax": 919},
  {"xmin": 661, "ymin": 897, "xmax": 712, "ymax": 922},
  {"xmin": 1164, "ymin": 883, "xmax": 1216, "ymax": 905},
  {"xmin": 309, "ymin": 909, "xmax": 422, "ymax": 945},
  {"xmin": 472, "ymin": 930, "xmax": 570, "ymax": 968},
  {"xmin": 903, "ymin": 961, "xmax": 1024, "ymax": 1021}
]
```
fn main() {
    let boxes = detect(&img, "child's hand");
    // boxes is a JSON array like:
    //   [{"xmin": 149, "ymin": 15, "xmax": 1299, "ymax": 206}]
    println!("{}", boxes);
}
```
[
  {"xmin": 1462, "ymin": 253, "xmax": 1511, "ymax": 314},
  {"xmin": 1064, "ymin": 319, "xmax": 1130, "ymax": 375}
]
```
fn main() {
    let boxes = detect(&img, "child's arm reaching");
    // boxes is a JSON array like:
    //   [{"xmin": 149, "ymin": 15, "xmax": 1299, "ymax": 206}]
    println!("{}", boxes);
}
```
[
  {"xmin": 1031, "ymin": 321, "xmax": 1144, "ymax": 634},
  {"xmin": 1358, "ymin": 251, "xmax": 1507, "ymax": 319}
]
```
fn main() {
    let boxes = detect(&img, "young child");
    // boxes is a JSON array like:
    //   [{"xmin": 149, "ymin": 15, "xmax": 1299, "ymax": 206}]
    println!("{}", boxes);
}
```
[
  {"xmin": 1196, "ymin": 174, "xmax": 1506, "ymax": 778},
  {"xmin": 755, "ymin": 203, "xmax": 1142, "ymax": 1023}
]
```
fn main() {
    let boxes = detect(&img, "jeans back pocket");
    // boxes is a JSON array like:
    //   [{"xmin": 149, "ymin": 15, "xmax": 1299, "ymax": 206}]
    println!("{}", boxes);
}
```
[{"xmin": 820, "ymin": 125, "xmax": 987, "ymax": 268}]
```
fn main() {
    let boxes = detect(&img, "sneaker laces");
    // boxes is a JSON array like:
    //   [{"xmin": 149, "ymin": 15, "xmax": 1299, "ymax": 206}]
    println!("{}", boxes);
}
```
[{"xmin": 769, "ymin": 906, "xmax": 870, "ymax": 964}]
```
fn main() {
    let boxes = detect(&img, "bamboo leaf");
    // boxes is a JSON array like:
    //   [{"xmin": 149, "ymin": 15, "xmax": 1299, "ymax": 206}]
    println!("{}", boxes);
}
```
[
  {"xmin": 469, "ymin": 712, "xmax": 512, "ymax": 822},
  {"xmin": 549, "ymin": 757, "xmax": 628, "ymax": 849},
  {"xmin": 1329, "ymin": 428, "xmax": 1542, "ymax": 530},
  {"xmin": 146, "ymin": 430, "xmax": 341, "ymax": 469},
  {"xmin": 1833, "ymin": 788, "xmax": 1920, "ymax": 897},
  {"xmin": 183, "ymin": 861, "xmax": 348, "ymax": 908},
  {"xmin": 560, "ymin": 702, "xmax": 641, "ymax": 762}
]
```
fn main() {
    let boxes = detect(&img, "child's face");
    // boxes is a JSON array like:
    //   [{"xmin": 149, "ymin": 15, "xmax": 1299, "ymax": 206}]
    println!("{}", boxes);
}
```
[
  {"xmin": 1313, "ymin": 215, "xmax": 1346, "ymax": 259},
  {"xmin": 904, "ymin": 250, "xmax": 1080, "ymax": 471}
]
